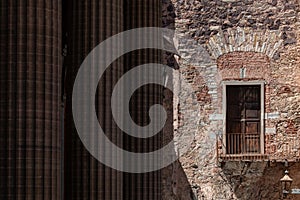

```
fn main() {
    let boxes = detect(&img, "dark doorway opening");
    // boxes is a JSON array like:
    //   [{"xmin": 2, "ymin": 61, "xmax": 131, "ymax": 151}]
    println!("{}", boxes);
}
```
[{"xmin": 226, "ymin": 85, "xmax": 261, "ymax": 155}]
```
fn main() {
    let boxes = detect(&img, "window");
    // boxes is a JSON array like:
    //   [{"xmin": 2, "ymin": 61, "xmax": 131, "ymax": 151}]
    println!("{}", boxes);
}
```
[{"xmin": 223, "ymin": 82, "xmax": 264, "ymax": 155}]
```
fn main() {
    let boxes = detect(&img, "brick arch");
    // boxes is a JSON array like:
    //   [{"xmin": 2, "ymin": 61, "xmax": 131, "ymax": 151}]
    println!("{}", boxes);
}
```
[
  {"xmin": 206, "ymin": 27, "xmax": 283, "ymax": 60},
  {"xmin": 216, "ymin": 51, "xmax": 272, "ymax": 114},
  {"xmin": 217, "ymin": 51, "xmax": 271, "ymax": 80}
]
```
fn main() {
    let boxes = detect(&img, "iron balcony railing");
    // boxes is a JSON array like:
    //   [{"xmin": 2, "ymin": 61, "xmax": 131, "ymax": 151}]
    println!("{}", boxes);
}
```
[
  {"xmin": 225, "ymin": 133, "xmax": 260, "ymax": 154},
  {"xmin": 217, "ymin": 132, "xmax": 300, "ymax": 162},
  {"xmin": 217, "ymin": 132, "xmax": 268, "ymax": 161}
]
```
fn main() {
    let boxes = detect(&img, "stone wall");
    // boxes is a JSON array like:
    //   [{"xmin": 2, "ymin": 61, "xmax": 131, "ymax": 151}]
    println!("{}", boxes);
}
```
[
  {"xmin": 162, "ymin": 0, "xmax": 300, "ymax": 199},
  {"xmin": 173, "ymin": 0, "xmax": 299, "ymax": 45}
]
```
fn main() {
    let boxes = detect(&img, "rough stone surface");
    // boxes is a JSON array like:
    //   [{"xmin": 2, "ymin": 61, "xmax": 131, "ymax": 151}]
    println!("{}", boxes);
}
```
[
  {"xmin": 172, "ymin": 0, "xmax": 299, "ymax": 45},
  {"xmin": 162, "ymin": 0, "xmax": 300, "ymax": 199}
]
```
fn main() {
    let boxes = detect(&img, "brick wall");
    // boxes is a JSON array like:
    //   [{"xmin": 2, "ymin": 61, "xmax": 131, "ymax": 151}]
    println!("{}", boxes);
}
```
[{"xmin": 162, "ymin": 0, "xmax": 300, "ymax": 199}]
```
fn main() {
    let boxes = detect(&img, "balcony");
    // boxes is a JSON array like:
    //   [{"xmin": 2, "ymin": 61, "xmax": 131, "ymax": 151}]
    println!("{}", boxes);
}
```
[{"xmin": 217, "ymin": 133, "xmax": 269, "ymax": 162}]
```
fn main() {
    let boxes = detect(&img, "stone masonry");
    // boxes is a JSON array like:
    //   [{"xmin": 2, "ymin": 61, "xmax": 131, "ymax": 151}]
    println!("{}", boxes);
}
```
[{"xmin": 162, "ymin": 0, "xmax": 300, "ymax": 199}]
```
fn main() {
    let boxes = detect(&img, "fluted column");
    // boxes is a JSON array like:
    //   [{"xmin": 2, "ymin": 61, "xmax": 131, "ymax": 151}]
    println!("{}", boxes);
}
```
[
  {"xmin": 64, "ymin": 0, "xmax": 123, "ymax": 199},
  {"xmin": 0, "ymin": 0, "xmax": 62, "ymax": 199},
  {"xmin": 124, "ymin": 1, "xmax": 162, "ymax": 199}
]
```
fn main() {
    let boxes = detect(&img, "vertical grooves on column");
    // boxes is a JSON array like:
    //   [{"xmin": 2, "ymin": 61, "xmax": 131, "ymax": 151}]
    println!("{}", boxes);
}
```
[
  {"xmin": 36, "ymin": 0, "xmax": 41, "ymax": 197},
  {"xmin": 96, "ymin": 1, "xmax": 104, "ymax": 198},
  {"xmin": 0, "ymin": 2, "xmax": 8, "ymax": 198},
  {"xmin": 10, "ymin": 2, "xmax": 18, "ymax": 199},
  {"xmin": 64, "ymin": 0, "xmax": 123, "ymax": 199},
  {"xmin": 124, "ymin": 0, "xmax": 162, "ymax": 199},
  {"xmin": 57, "ymin": 1, "xmax": 62, "ymax": 199},
  {"xmin": 89, "ymin": 1, "xmax": 95, "ymax": 199},
  {"xmin": 0, "ymin": 0, "xmax": 62, "ymax": 200}
]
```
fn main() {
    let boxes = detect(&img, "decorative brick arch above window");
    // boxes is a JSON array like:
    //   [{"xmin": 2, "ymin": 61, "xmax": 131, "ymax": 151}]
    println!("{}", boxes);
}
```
[
  {"xmin": 216, "ymin": 51, "xmax": 273, "ymax": 161},
  {"xmin": 206, "ymin": 27, "xmax": 283, "ymax": 60},
  {"xmin": 217, "ymin": 51, "xmax": 271, "ymax": 81},
  {"xmin": 216, "ymin": 51, "xmax": 272, "ymax": 125}
]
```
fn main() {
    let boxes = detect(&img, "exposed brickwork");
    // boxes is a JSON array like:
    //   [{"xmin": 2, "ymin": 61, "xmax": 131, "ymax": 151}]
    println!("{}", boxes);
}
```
[
  {"xmin": 180, "ymin": 65, "xmax": 211, "ymax": 106},
  {"xmin": 162, "ymin": 0, "xmax": 300, "ymax": 199},
  {"xmin": 207, "ymin": 28, "xmax": 283, "ymax": 60},
  {"xmin": 217, "ymin": 52, "xmax": 271, "ymax": 79}
]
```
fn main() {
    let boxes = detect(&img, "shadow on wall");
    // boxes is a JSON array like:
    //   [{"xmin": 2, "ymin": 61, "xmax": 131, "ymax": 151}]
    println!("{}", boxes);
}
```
[
  {"xmin": 220, "ymin": 161, "xmax": 300, "ymax": 200},
  {"xmin": 161, "ymin": 0, "xmax": 197, "ymax": 199}
]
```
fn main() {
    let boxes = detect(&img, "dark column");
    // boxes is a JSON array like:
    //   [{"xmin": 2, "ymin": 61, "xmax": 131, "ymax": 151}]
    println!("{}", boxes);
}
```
[
  {"xmin": 124, "ymin": 1, "xmax": 163, "ymax": 199},
  {"xmin": 0, "ymin": 0, "xmax": 62, "ymax": 199},
  {"xmin": 64, "ymin": 0, "xmax": 123, "ymax": 199}
]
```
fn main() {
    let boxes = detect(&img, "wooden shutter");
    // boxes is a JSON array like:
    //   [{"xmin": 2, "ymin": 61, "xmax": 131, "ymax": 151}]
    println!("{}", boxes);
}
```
[{"xmin": 226, "ymin": 85, "xmax": 261, "ymax": 154}]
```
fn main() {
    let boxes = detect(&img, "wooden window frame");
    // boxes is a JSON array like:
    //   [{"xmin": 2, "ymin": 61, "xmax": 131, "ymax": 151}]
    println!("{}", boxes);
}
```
[{"xmin": 222, "ymin": 81, "xmax": 265, "ymax": 155}]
